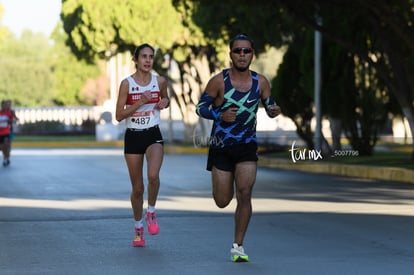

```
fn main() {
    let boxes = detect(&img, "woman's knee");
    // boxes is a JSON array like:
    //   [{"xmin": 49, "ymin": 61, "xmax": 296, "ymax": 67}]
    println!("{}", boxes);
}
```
[
  {"xmin": 147, "ymin": 173, "xmax": 160, "ymax": 184},
  {"xmin": 131, "ymin": 184, "xmax": 144, "ymax": 197},
  {"xmin": 147, "ymin": 164, "xmax": 161, "ymax": 184}
]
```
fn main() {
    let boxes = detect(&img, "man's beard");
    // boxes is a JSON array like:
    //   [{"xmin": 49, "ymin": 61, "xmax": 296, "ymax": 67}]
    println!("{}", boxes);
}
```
[{"xmin": 233, "ymin": 64, "xmax": 249, "ymax": 72}]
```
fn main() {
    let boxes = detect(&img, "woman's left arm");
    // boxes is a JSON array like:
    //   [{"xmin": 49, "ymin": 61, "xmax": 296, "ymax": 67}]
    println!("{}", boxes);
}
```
[{"xmin": 156, "ymin": 75, "xmax": 170, "ymax": 109}]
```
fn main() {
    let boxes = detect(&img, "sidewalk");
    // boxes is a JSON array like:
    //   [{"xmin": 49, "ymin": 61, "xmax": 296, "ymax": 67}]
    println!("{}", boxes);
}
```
[{"xmin": 12, "ymin": 141, "xmax": 414, "ymax": 184}]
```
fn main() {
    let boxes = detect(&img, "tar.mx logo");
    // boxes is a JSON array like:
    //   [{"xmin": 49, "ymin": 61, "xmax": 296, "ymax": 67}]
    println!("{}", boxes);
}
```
[
  {"xmin": 192, "ymin": 127, "xmax": 224, "ymax": 148},
  {"xmin": 289, "ymin": 141, "xmax": 323, "ymax": 163}
]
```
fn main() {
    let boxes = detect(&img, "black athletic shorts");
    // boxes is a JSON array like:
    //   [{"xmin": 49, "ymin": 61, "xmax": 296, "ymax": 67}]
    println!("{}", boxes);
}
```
[
  {"xmin": 124, "ymin": 125, "xmax": 164, "ymax": 154},
  {"xmin": 0, "ymin": 135, "xmax": 10, "ymax": 144},
  {"xmin": 207, "ymin": 142, "xmax": 258, "ymax": 172}
]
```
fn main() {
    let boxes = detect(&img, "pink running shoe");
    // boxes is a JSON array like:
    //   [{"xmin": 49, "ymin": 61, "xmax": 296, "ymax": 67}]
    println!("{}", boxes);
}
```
[
  {"xmin": 146, "ymin": 212, "xmax": 160, "ymax": 235},
  {"xmin": 132, "ymin": 227, "xmax": 145, "ymax": 247}
]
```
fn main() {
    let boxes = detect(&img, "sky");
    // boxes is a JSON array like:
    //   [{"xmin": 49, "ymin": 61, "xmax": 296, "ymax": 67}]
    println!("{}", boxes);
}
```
[{"xmin": 1, "ymin": 0, "xmax": 62, "ymax": 36}]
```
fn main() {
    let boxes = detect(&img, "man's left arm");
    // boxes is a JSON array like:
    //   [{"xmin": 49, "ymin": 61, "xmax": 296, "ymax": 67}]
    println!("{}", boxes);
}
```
[{"xmin": 259, "ymin": 75, "xmax": 281, "ymax": 118}]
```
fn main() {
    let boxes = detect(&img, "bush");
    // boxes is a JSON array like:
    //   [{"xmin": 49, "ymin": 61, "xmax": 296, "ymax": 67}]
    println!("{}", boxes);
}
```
[
  {"xmin": 17, "ymin": 119, "xmax": 96, "ymax": 135},
  {"xmin": 81, "ymin": 119, "xmax": 96, "ymax": 134},
  {"xmin": 18, "ymin": 120, "xmax": 65, "ymax": 135}
]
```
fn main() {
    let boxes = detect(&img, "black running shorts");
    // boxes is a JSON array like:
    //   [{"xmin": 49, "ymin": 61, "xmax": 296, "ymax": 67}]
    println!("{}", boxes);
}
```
[
  {"xmin": 0, "ymin": 135, "xmax": 10, "ymax": 144},
  {"xmin": 124, "ymin": 125, "xmax": 164, "ymax": 154},
  {"xmin": 207, "ymin": 142, "xmax": 258, "ymax": 172}
]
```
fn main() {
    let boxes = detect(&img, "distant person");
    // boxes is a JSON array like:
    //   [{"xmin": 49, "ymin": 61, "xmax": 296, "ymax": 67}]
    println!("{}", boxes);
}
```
[
  {"xmin": 0, "ymin": 100, "xmax": 14, "ymax": 167},
  {"xmin": 115, "ymin": 43, "xmax": 170, "ymax": 247},
  {"xmin": 196, "ymin": 34, "xmax": 281, "ymax": 262},
  {"xmin": 3, "ymin": 100, "xmax": 18, "ymax": 161}
]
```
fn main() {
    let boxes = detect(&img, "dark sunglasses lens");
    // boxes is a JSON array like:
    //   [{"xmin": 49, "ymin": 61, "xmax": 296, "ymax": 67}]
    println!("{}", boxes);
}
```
[{"xmin": 232, "ymin": 48, "xmax": 252, "ymax": 54}]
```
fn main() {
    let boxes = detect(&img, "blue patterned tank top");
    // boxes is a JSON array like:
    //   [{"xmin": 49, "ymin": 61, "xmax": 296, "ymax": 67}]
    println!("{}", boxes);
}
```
[{"xmin": 209, "ymin": 69, "xmax": 260, "ymax": 148}]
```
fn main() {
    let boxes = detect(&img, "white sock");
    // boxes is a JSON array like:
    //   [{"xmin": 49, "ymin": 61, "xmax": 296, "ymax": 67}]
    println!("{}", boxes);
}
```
[
  {"xmin": 147, "ymin": 205, "xmax": 155, "ymax": 213},
  {"xmin": 134, "ymin": 219, "xmax": 144, "ymax": 228}
]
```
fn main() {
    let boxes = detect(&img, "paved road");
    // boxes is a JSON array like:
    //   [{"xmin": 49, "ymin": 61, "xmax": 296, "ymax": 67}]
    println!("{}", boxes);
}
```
[{"xmin": 0, "ymin": 148, "xmax": 413, "ymax": 275}]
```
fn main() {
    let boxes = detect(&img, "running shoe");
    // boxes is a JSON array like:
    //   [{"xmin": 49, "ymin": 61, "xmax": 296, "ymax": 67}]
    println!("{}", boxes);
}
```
[
  {"xmin": 145, "ymin": 212, "xmax": 160, "ymax": 235},
  {"xmin": 230, "ymin": 243, "xmax": 249, "ymax": 262},
  {"xmin": 3, "ymin": 159, "xmax": 10, "ymax": 167},
  {"xmin": 132, "ymin": 227, "xmax": 145, "ymax": 247}
]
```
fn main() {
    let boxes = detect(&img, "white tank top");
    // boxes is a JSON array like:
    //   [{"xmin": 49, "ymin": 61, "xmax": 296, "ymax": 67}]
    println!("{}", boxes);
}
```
[{"xmin": 125, "ymin": 74, "xmax": 161, "ymax": 129}]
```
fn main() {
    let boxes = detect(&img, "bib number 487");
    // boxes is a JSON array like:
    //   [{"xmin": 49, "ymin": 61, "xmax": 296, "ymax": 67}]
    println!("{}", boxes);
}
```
[{"xmin": 132, "ymin": 117, "xmax": 150, "ymax": 125}]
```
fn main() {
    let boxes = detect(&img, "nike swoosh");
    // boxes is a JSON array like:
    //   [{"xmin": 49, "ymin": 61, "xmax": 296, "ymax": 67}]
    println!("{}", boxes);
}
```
[{"xmin": 246, "ymin": 98, "xmax": 257, "ymax": 103}]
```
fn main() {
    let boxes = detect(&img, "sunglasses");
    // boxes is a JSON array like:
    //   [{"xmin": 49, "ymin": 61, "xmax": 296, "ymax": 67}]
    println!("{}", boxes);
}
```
[{"xmin": 231, "ymin": 47, "xmax": 253, "ymax": 54}]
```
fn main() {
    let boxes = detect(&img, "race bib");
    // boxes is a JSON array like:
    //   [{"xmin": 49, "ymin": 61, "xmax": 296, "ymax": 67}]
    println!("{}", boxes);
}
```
[
  {"xmin": 127, "ymin": 110, "xmax": 156, "ymax": 129},
  {"xmin": 0, "ymin": 116, "xmax": 9, "ymax": 127}
]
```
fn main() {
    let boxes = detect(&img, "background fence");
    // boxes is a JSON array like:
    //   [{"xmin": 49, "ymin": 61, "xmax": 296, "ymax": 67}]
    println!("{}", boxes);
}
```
[{"xmin": 15, "ymin": 106, "xmax": 105, "ymax": 128}]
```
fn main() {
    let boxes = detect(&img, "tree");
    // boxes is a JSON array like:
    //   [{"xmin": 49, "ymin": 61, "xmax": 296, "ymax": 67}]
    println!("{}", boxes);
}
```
[
  {"xmin": 61, "ymin": 0, "xmax": 195, "ymax": 61},
  {"xmin": 1, "ymin": 0, "xmax": 105, "ymax": 108},
  {"xmin": 0, "ymin": 32, "xmax": 55, "ymax": 106},
  {"xmin": 272, "ymin": 30, "xmax": 316, "ymax": 150},
  {"xmin": 50, "ymin": 22, "xmax": 105, "ymax": 106},
  {"xmin": 274, "ymin": 9, "xmax": 397, "ymax": 156},
  {"xmin": 0, "ymin": 3, "xmax": 9, "ymax": 41},
  {"xmin": 0, "ymin": 2, "xmax": 57, "ymax": 106},
  {"xmin": 0, "ymin": 25, "xmax": 104, "ymax": 107},
  {"xmin": 275, "ymin": 0, "xmax": 414, "ymax": 158}
]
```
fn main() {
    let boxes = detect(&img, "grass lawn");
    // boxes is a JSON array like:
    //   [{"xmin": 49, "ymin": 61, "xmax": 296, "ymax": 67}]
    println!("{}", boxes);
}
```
[
  {"xmin": 261, "ymin": 145, "xmax": 414, "ymax": 171},
  {"xmin": 328, "ymin": 150, "xmax": 413, "ymax": 170}
]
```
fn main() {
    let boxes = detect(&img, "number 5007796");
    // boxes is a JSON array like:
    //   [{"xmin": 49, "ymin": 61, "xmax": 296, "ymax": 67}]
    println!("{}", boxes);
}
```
[{"xmin": 332, "ymin": 150, "xmax": 359, "ymax": 157}]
